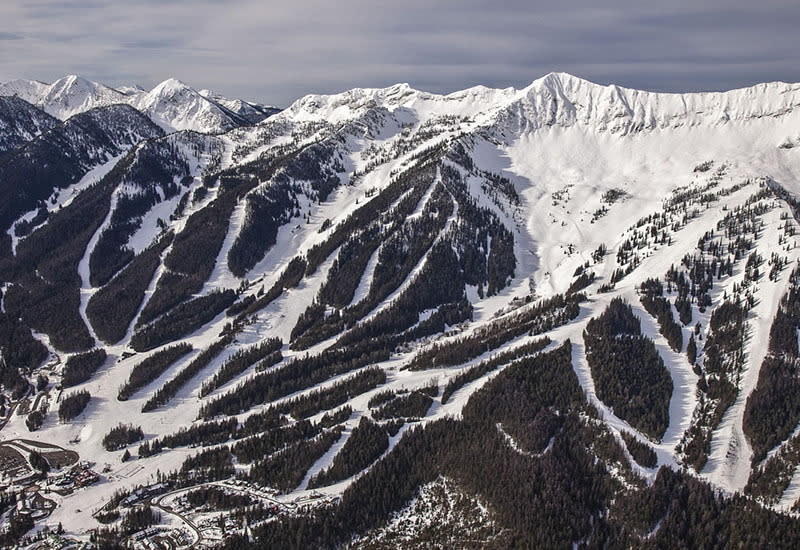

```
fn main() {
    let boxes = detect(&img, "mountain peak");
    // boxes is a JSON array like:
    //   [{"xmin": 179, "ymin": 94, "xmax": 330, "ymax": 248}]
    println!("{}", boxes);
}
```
[
  {"xmin": 59, "ymin": 74, "xmax": 87, "ymax": 84},
  {"xmin": 524, "ymin": 71, "xmax": 609, "ymax": 96},
  {"xmin": 535, "ymin": 71, "xmax": 586, "ymax": 84},
  {"xmin": 48, "ymin": 74, "xmax": 103, "ymax": 96},
  {"xmin": 385, "ymin": 82, "xmax": 413, "ymax": 93},
  {"xmin": 150, "ymin": 77, "xmax": 193, "ymax": 96}
]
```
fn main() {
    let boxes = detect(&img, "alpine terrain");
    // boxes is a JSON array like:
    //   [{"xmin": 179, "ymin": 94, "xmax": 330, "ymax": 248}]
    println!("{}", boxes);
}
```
[{"xmin": 2, "ymin": 72, "xmax": 800, "ymax": 547}]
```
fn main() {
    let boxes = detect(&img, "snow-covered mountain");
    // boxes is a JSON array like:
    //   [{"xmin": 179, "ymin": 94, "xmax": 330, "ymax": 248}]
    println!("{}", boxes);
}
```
[
  {"xmin": 0, "ymin": 75, "xmax": 130, "ymax": 120},
  {"xmin": 5, "ymin": 72, "xmax": 800, "ymax": 547},
  {"xmin": 0, "ymin": 95, "xmax": 58, "ymax": 155},
  {"xmin": 0, "ymin": 74, "xmax": 278, "ymax": 133},
  {"xmin": 127, "ymin": 78, "xmax": 248, "ymax": 133}
]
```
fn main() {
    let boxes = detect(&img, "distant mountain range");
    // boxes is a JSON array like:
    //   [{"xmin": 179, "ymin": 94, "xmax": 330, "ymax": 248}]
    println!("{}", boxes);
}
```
[{"xmin": 0, "ymin": 74, "xmax": 280, "ymax": 132}]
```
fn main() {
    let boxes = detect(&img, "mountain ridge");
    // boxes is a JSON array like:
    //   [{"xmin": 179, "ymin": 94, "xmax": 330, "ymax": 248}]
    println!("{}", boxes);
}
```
[
  {"xmin": 280, "ymin": 71, "xmax": 800, "ymax": 135},
  {"xmin": 5, "ymin": 71, "xmax": 800, "ymax": 136}
]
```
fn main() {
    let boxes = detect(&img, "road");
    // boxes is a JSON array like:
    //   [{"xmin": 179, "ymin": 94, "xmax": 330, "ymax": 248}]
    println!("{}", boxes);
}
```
[{"xmin": 151, "ymin": 490, "xmax": 203, "ymax": 547}]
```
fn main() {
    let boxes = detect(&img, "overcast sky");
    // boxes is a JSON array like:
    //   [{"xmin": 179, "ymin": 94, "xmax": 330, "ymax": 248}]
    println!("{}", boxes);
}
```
[{"xmin": 1, "ymin": 0, "xmax": 799, "ymax": 107}]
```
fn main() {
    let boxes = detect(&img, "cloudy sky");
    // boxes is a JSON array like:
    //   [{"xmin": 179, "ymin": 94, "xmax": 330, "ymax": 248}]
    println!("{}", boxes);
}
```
[{"xmin": 1, "ymin": 0, "xmax": 798, "ymax": 106}]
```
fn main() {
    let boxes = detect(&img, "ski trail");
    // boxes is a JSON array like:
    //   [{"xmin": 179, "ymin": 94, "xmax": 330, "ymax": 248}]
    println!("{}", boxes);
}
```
[
  {"xmin": 703, "ymin": 205, "xmax": 800, "ymax": 491},
  {"xmin": 633, "ymin": 305, "xmax": 699, "ymax": 451},
  {"xmin": 202, "ymin": 190, "xmax": 248, "ymax": 292},
  {"xmin": 350, "ymin": 244, "xmax": 381, "ymax": 305},
  {"xmin": 779, "ymin": 462, "xmax": 800, "ymax": 511},
  {"xmin": 298, "ymin": 421, "xmax": 354, "ymax": 491},
  {"xmin": 77, "ymin": 188, "xmax": 122, "ymax": 347},
  {"xmin": 350, "ymin": 169, "xmax": 441, "ymax": 309}
]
